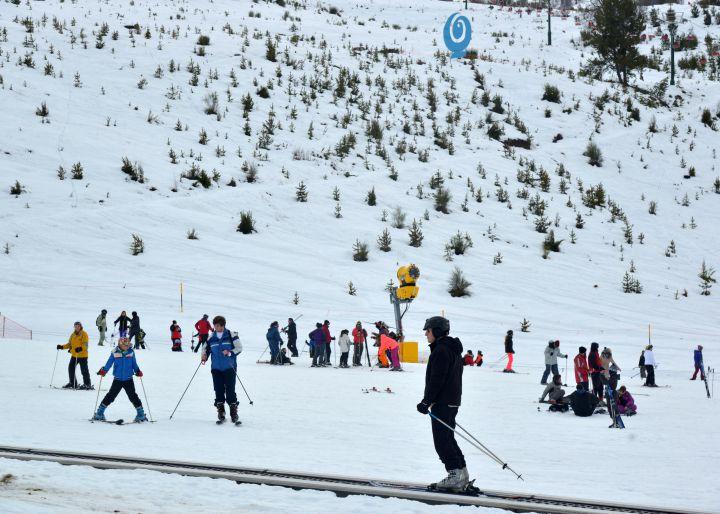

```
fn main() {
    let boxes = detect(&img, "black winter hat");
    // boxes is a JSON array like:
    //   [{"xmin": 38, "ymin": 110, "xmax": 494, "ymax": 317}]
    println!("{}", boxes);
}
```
[{"xmin": 579, "ymin": 346, "xmax": 587, "ymax": 353}]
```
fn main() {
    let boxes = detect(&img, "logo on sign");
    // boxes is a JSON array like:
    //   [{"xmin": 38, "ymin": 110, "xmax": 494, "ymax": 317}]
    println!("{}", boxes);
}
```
[{"xmin": 443, "ymin": 13, "xmax": 472, "ymax": 59}]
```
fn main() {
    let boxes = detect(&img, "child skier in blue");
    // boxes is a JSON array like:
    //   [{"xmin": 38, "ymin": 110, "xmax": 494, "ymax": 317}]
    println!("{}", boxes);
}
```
[{"xmin": 92, "ymin": 337, "xmax": 147, "ymax": 422}]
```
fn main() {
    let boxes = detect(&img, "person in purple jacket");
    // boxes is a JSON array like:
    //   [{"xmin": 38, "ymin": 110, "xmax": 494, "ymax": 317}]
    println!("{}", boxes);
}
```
[
  {"xmin": 92, "ymin": 337, "xmax": 146, "ymax": 422},
  {"xmin": 616, "ymin": 386, "xmax": 637, "ymax": 416},
  {"xmin": 309, "ymin": 323, "xmax": 326, "ymax": 367}
]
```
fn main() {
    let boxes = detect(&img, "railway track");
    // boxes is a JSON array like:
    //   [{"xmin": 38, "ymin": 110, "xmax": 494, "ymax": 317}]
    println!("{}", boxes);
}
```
[{"xmin": 0, "ymin": 445, "xmax": 711, "ymax": 514}]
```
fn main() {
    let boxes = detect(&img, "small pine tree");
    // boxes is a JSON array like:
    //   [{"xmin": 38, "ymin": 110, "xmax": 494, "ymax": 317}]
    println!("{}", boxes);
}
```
[
  {"xmin": 71, "ymin": 162, "xmax": 84, "ymax": 180},
  {"xmin": 493, "ymin": 252, "xmax": 503, "ymax": 265},
  {"xmin": 520, "ymin": 318, "xmax": 531, "ymax": 332},
  {"xmin": 237, "ymin": 211, "xmax": 257, "ymax": 234},
  {"xmin": 130, "ymin": 234, "xmax": 144, "ymax": 255},
  {"xmin": 448, "ymin": 267, "xmax": 472, "ymax": 297},
  {"xmin": 390, "ymin": 206, "xmax": 406, "ymax": 229},
  {"xmin": 199, "ymin": 128, "xmax": 208, "ymax": 145},
  {"xmin": 434, "ymin": 186, "xmax": 452, "ymax": 214},
  {"xmin": 352, "ymin": 240, "xmax": 369, "ymax": 262},
  {"xmin": 292, "ymin": 292, "xmax": 300, "ymax": 305},
  {"xmin": 408, "ymin": 220, "xmax": 423, "ymax": 247},
  {"xmin": 296, "ymin": 181, "xmax": 308, "ymax": 202},
  {"xmin": 334, "ymin": 203, "xmax": 342, "ymax": 219},
  {"xmin": 10, "ymin": 181, "xmax": 24, "ymax": 195},
  {"xmin": 575, "ymin": 214, "xmax": 585, "ymax": 229},
  {"xmin": 542, "ymin": 230, "xmax": 563, "ymax": 258},
  {"xmin": 535, "ymin": 216, "xmax": 550, "ymax": 233},
  {"xmin": 583, "ymin": 141, "xmax": 603, "ymax": 167},
  {"xmin": 699, "ymin": 260, "xmax": 716, "ymax": 296},
  {"xmin": 57, "ymin": 166, "xmax": 66, "ymax": 180},
  {"xmin": 542, "ymin": 84, "xmax": 561, "ymax": 103},
  {"xmin": 377, "ymin": 229, "xmax": 392, "ymax": 252},
  {"xmin": 446, "ymin": 232, "xmax": 473, "ymax": 256},
  {"xmin": 186, "ymin": 228, "xmax": 199, "ymax": 240},
  {"xmin": 266, "ymin": 38, "xmax": 277, "ymax": 62},
  {"xmin": 347, "ymin": 281, "xmax": 357, "ymax": 296},
  {"xmin": 366, "ymin": 187, "xmax": 376, "ymax": 206}
]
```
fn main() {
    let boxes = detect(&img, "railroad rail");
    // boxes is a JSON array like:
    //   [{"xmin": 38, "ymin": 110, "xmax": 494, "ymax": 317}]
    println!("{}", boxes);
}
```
[{"xmin": 0, "ymin": 446, "xmax": 711, "ymax": 514}]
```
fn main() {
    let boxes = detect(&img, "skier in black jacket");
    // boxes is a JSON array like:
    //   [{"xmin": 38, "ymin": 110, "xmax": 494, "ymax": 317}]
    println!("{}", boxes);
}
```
[
  {"xmin": 416, "ymin": 316, "xmax": 468, "ymax": 492},
  {"xmin": 503, "ymin": 329, "xmax": 515, "ymax": 373},
  {"xmin": 129, "ymin": 311, "xmax": 144, "ymax": 349},
  {"xmin": 284, "ymin": 318, "xmax": 298, "ymax": 357}
]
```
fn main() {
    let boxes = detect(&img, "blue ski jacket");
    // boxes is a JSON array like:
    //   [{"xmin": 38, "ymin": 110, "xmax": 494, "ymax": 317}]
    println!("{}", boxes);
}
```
[
  {"xmin": 694, "ymin": 349, "xmax": 703, "ymax": 366},
  {"xmin": 309, "ymin": 328, "xmax": 325, "ymax": 345},
  {"xmin": 206, "ymin": 329, "xmax": 239, "ymax": 371},
  {"xmin": 102, "ymin": 346, "xmax": 140, "ymax": 381},
  {"xmin": 266, "ymin": 326, "xmax": 283, "ymax": 348}
]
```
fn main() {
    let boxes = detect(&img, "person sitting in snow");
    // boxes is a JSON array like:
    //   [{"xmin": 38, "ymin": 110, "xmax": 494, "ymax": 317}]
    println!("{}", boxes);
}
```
[
  {"xmin": 474, "ymin": 350, "xmax": 483, "ymax": 367},
  {"xmin": 540, "ymin": 373, "xmax": 566, "ymax": 404},
  {"xmin": 93, "ymin": 337, "xmax": 147, "ymax": 422},
  {"xmin": 617, "ymin": 386, "xmax": 637, "ymax": 416},
  {"xmin": 277, "ymin": 347, "xmax": 294, "ymax": 365},
  {"xmin": 463, "ymin": 350, "xmax": 475, "ymax": 366},
  {"xmin": 567, "ymin": 384, "xmax": 599, "ymax": 417}
]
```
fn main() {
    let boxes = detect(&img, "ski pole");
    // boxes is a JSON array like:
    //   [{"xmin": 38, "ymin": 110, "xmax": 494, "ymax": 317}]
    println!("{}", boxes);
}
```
[
  {"xmin": 428, "ymin": 411, "xmax": 523, "ymax": 481},
  {"xmin": 92, "ymin": 375, "xmax": 104, "ymax": 418},
  {"xmin": 234, "ymin": 370, "xmax": 254, "ymax": 405},
  {"xmin": 257, "ymin": 345, "xmax": 269, "ymax": 363},
  {"xmin": 564, "ymin": 356, "xmax": 568, "ymax": 385},
  {"xmin": 50, "ymin": 349, "xmax": 60, "ymax": 387},
  {"xmin": 138, "ymin": 376, "xmax": 153, "ymax": 422},
  {"xmin": 169, "ymin": 361, "xmax": 202, "ymax": 420}
]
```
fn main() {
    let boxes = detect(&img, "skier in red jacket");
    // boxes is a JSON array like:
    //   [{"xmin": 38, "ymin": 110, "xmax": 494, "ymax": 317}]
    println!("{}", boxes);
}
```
[
  {"xmin": 574, "ymin": 346, "xmax": 589, "ymax": 391},
  {"xmin": 193, "ymin": 314, "xmax": 213, "ymax": 353},
  {"xmin": 322, "ymin": 320, "xmax": 335, "ymax": 364}
]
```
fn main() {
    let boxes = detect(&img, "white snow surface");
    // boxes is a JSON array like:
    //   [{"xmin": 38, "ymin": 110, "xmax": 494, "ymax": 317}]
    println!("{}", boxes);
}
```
[{"xmin": 1, "ymin": 0, "xmax": 720, "ymax": 511}]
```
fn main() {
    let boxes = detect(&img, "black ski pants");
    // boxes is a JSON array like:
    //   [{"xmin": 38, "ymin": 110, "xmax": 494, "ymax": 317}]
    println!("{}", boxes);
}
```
[
  {"xmin": 287, "ymin": 337, "xmax": 298, "ymax": 357},
  {"xmin": 590, "ymin": 372, "xmax": 603, "ymax": 399},
  {"xmin": 430, "ymin": 404, "xmax": 466, "ymax": 472},
  {"xmin": 211, "ymin": 368, "xmax": 237, "ymax": 405},
  {"xmin": 102, "ymin": 379, "xmax": 142, "ymax": 408},
  {"xmin": 353, "ymin": 343, "xmax": 364, "ymax": 365},
  {"xmin": 194, "ymin": 333, "xmax": 209, "ymax": 353},
  {"xmin": 644, "ymin": 365, "xmax": 656, "ymax": 386},
  {"xmin": 68, "ymin": 357, "xmax": 91, "ymax": 387},
  {"xmin": 340, "ymin": 351, "xmax": 349, "ymax": 366}
]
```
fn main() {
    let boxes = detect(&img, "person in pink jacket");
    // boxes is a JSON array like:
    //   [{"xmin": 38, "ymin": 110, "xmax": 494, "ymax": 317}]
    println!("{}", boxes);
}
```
[
  {"xmin": 380, "ymin": 333, "xmax": 401, "ymax": 371},
  {"xmin": 617, "ymin": 386, "xmax": 637, "ymax": 416}
]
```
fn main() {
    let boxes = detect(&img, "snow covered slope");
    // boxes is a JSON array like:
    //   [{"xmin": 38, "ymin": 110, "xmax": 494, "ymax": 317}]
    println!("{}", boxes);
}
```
[{"xmin": 0, "ymin": 0, "xmax": 719, "ymax": 510}]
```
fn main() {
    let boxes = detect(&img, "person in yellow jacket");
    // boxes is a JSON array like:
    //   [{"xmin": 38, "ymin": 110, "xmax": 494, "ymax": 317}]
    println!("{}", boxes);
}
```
[{"xmin": 57, "ymin": 321, "xmax": 93, "ymax": 389}]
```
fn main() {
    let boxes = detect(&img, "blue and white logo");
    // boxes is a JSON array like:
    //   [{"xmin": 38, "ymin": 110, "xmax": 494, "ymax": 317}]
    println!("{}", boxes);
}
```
[{"xmin": 443, "ymin": 13, "xmax": 472, "ymax": 59}]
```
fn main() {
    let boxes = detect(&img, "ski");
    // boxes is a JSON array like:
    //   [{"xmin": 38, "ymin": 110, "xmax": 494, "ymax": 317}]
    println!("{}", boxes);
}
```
[
  {"xmin": 362, "ymin": 387, "xmax": 394, "ymax": 394},
  {"xmin": 233, "ymin": 421, "xmax": 242, "ymax": 426},
  {"xmin": 90, "ymin": 419, "xmax": 124, "ymax": 425},
  {"xmin": 494, "ymin": 370, "xmax": 529, "ymax": 375},
  {"xmin": 703, "ymin": 377, "xmax": 711, "ymax": 399}
]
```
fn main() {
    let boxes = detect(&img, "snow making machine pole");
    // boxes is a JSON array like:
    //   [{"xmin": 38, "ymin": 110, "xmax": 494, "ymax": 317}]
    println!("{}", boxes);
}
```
[{"xmin": 389, "ymin": 264, "xmax": 420, "ymax": 341}]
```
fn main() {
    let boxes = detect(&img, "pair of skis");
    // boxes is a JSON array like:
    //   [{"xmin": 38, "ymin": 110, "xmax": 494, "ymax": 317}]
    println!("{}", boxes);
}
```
[
  {"xmin": 89, "ymin": 419, "xmax": 155, "ymax": 425},
  {"xmin": 604, "ymin": 385, "xmax": 625, "ymax": 429},
  {"xmin": 362, "ymin": 387, "xmax": 394, "ymax": 394},
  {"xmin": 217, "ymin": 418, "xmax": 242, "ymax": 426}
]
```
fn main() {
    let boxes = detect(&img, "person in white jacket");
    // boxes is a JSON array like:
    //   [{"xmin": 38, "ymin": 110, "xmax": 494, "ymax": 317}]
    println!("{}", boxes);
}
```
[
  {"xmin": 643, "ymin": 344, "xmax": 657, "ymax": 387},
  {"xmin": 338, "ymin": 329, "xmax": 352, "ymax": 368}
]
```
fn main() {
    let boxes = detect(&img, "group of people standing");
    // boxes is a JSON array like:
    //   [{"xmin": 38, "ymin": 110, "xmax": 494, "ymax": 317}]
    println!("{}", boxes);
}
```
[{"xmin": 95, "ymin": 310, "xmax": 145, "ymax": 349}]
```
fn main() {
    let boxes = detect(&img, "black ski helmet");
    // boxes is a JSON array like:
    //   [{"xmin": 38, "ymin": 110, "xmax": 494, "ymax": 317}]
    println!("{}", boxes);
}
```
[
  {"xmin": 101, "ymin": 309, "xmax": 107, "ymax": 315},
  {"xmin": 423, "ymin": 316, "xmax": 450, "ymax": 336},
  {"xmin": 507, "ymin": 330, "xmax": 513, "ymax": 335}
]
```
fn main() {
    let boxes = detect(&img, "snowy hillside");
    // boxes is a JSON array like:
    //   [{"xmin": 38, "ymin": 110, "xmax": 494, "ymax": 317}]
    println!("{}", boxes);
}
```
[{"xmin": 1, "ymin": 0, "xmax": 719, "ymax": 511}]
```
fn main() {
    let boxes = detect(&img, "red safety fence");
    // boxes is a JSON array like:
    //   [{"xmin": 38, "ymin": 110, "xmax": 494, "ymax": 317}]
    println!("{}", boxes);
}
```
[{"xmin": 0, "ymin": 314, "xmax": 33, "ymax": 340}]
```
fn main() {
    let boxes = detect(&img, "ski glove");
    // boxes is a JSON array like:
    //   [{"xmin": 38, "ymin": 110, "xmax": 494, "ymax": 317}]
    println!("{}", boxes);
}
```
[
  {"xmin": 97, "ymin": 369, "xmax": 107, "ymax": 376},
  {"xmin": 75, "ymin": 347, "xmax": 82, "ymax": 353},
  {"xmin": 416, "ymin": 402, "xmax": 430, "ymax": 415},
  {"xmin": 56, "ymin": 345, "xmax": 63, "ymax": 350},
  {"xmin": 135, "ymin": 370, "xmax": 143, "ymax": 377}
]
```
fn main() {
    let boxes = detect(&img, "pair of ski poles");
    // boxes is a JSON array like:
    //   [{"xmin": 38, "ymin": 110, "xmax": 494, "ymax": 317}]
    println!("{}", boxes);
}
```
[
  {"xmin": 428, "ymin": 411, "xmax": 523, "ymax": 481},
  {"xmin": 90, "ymin": 373, "xmax": 155, "ymax": 421},
  {"xmin": 169, "ymin": 362, "xmax": 254, "ymax": 420}
]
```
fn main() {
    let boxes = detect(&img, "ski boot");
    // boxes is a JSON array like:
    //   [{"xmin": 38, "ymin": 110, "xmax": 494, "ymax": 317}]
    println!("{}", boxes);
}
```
[
  {"xmin": 62, "ymin": 382, "xmax": 76, "ymax": 389},
  {"xmin": 216, "ymin": 402, "xmax": 226, "ymax": 424},
  {"xmin": 134, "ymin": 407, "xmax": 148, "ymax": 422},
  {"xmin": 92, "ymin": 404, "xmax": 107, "ymax": 421},
  {"xmin": 229, "ymin": 402, "xmax": 240, "ymax": 425},
  {"xmin": 78, "ymin": 384, "xmax": 94, "ymax": 390},
  {"xmin": 429, "ymin": 467, "xmax": 470, "ymax": 493}
]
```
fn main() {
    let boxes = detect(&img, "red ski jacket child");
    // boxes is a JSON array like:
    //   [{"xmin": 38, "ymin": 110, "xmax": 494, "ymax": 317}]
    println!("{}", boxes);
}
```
[{"xmin": 574, "ymin": 353, "xmax": 589, "ymax": 383}]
